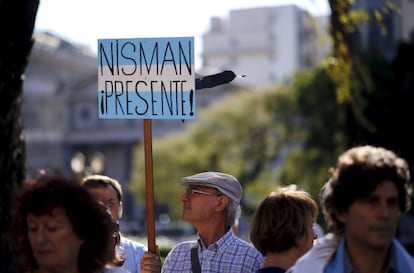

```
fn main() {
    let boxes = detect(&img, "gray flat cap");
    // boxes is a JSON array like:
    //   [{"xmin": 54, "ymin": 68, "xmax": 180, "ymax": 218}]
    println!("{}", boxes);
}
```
[{"xmin": 180, "ymin": 171, "xmax": 242, "ymax": 203}]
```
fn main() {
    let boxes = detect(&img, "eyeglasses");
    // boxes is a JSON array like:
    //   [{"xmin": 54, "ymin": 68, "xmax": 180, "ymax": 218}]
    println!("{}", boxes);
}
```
[{"xmin": 184, "ymin": 188, "xmax": 221, "ymax": 197}]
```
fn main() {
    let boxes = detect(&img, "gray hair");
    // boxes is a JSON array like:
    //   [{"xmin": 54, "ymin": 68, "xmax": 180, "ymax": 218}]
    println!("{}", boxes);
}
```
[{"xmin": 225, "ymin": 198, "xmax": 241, "ymax": 228}]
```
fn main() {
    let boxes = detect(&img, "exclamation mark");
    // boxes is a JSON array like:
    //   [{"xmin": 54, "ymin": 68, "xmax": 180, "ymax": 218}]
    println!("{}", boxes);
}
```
[
  {"xmin": 189, "ymin": 89, "xmax": 194, "ymax": 116},
  {"xmin": 100, "ymin": 90, "xmax": 105, "ymax": 115}
]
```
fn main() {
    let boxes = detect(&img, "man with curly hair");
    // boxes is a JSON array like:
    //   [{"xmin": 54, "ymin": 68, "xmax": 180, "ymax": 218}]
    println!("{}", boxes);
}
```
[{"xmin": 289, "ymin": 145, "xmax": 414, "ymax": 273}]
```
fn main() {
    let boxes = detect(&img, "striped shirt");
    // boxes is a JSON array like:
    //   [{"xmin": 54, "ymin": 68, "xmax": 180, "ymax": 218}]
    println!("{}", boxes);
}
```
[
  {"xmin": 162, "ymin": 229, "xmax": 264, "ymax": 273},
  {"xmin": 119, "ymin": 235, "xmax": 147, "ymax": 273}
]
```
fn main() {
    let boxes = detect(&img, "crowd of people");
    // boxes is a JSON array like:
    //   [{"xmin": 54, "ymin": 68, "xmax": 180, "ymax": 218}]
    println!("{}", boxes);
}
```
[{"xmin": 8, "ymin": 144, "xmax": 414, "ymax": 273}]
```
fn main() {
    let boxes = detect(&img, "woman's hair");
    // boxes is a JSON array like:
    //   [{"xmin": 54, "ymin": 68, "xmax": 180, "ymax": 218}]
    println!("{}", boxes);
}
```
[
  {"xmin": 249, "ymin": 187, "xmax": 318, "ymax": 255},
  {"xmin": 10, "ymin": 174, "xmax": 124, "ymax": 273},
  {"xmin": 323, "ymin": 145, "xmax": 412, "ymax": 234}
]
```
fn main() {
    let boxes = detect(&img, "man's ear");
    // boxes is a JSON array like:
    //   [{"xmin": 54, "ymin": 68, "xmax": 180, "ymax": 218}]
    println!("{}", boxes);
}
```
[
  {"xmin": 118, "ymin": 201, "xmax": 123, "ymax": 218},
  {"xmin": 216, "ymin": 196, "xmax": 228, "ymax": 212}
]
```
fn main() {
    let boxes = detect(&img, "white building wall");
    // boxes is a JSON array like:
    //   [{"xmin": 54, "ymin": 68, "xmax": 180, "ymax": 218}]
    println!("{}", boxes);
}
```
[
  {"xmin": 271, "ymin": 6, "xmax": 300, "ymax": 83},
  {"xmin": 202, "ymin": 5, "xmax": 328, "ymax": 89}
]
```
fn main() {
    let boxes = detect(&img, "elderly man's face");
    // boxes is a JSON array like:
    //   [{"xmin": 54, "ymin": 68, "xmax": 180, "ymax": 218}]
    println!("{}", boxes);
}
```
[{"xmin": 180, "ymin": 186, "xmax": 225, "ymax": 225}]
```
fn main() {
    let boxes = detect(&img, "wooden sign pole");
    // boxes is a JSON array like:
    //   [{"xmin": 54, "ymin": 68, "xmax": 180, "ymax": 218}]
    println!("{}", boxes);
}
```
[
  {"xmin": 97, "ymin": 38, "xmax": 228, "ymax": 254},
  {"xmin": 143, "ymin": 118, "xmax": 156, "ymax": 252},
  {"xmin": 140, "ymin": 70, "xmax": 238, "ymax": 253}
]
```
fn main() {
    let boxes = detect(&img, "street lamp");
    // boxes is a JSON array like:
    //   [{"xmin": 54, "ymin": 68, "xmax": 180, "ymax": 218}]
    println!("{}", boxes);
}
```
[
  {"xmin": 70, "ymin": 151, "xmax": 105, "ymax": 181},
  {"xmin": 90, "ymin": 152, "xmax": 105, "ymax": 174},
  {"xmin": 70, "ymin": 152, "xmax": 86, "ymax": 174}
]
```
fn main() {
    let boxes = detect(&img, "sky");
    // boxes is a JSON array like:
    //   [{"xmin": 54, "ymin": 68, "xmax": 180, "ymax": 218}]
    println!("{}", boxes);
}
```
[{"xmin": 35, "ymin": 0, "xmax": 330, "ymax": 70}]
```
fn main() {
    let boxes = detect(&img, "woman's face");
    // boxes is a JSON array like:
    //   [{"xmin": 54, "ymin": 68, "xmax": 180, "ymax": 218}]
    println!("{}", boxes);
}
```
[{"xmin": 27, "ymin": 206, "xmax": 84, "ymax": 272}]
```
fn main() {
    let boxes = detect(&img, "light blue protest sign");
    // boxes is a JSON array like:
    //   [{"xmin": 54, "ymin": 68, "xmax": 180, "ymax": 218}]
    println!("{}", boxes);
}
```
[{"xmin": 98, "ymin": 37, "xmax": 195, "ymax": 119}]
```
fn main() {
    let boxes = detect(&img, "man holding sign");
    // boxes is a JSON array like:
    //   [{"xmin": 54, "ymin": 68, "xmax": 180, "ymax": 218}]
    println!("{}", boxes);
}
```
[
  {"xmin": 97, "ymin": 36, "xmax": 245, "ymax": 273},
  {"xmin": 97, "ymin": 36, "xmax": 197, "ymax": 272},
  {"xmin": 161, "ymin": 171, "xmax": 264, "ymax": 272},
  {"xmin": 82, "ymin": 175, "xmax": 161, "ymax": 273}
]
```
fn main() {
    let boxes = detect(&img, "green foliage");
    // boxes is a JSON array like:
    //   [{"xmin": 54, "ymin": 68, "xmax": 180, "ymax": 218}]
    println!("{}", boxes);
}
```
[
  {"xmin": 128, "ymin": 87, "xmax": 300, "ymax": 219},
  {"xmin": 159, "ymin": 245, "xmax": 171, "ymax": 262},
  {"xmin": 327, "ymin": 0, "xmax": 398, "ymax": 106},
  {"xmin": 128, "ymin": 66, "xmax": 351, "ymax": 220},
  {"xmin": 243, "ymin": 169, "xmax": 283, "ymax": 212},
  {"xmin": 126, "ymin": 2, "xmax": 414, "ymax": 242},
  {"xmin": 128, "ymin": 43, "xmax": 414, "ymax": 224},
  {"xmin": 278, "ymin": 67, "xmax": 347, "ymax": 198},
  {"xmin": 129, "ymin": 40, "xmax": 414, "ymax": 255}
]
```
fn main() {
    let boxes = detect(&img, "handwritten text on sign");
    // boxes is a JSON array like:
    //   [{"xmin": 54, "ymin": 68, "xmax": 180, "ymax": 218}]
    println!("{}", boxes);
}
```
[{"xmin": 98, "ymin": 37, "xmax": 195, "ymax": 119}]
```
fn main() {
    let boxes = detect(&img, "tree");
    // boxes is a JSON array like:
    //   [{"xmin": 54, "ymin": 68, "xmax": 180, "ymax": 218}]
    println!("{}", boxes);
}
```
[
  {"xmin": 279, "ymin": 0, "xmax": 414, "ymax": 232},
  {"xmin": 0, "ymin": 0, "xmax": 39, "ymax": 271},
  {"xmin": 127, "ymin": 0, "xmax": 414, "ymax": 236},
  {"xmin": 129, "ymin": 87, "xmax": 299, "ymax": 219},
  {"xmin": 327, "ymin": 0, "xmax": 404, "ymax": 146},
  {"xmin": 278, "ymin": 67, "xmax": 347, "ymax": 198},
  {"xmin": 354, "ymin": 43, "xmax": 414, "ymax": 173}
]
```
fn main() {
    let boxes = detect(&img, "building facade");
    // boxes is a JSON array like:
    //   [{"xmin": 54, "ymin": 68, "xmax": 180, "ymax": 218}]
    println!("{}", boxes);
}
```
[{"xmin": 201, "ymin": 5, "xmax": 330, "ymax": 89}]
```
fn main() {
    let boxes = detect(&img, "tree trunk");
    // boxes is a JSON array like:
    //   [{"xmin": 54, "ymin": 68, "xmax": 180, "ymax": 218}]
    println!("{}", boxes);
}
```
[{"xmin": 0, "ymin": 0, "xmax": 39, "ymax": 271}]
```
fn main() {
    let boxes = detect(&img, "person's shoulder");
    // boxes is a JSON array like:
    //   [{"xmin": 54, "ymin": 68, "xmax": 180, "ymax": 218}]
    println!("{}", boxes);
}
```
[
  {"xmin": 226, "ymin": 234, "xmax": 263, "ymax": 259},
  {"xmin": 231, "ymin": 234, "xmax": 257, "ymax": 248},
  {"xmin": 167, "ymin": 239, "xmax": 197, "ymax": 254},
  {"xmin": 120, "ymin": 235, "xmax": 147, "ymax": 251},
  {"xmin": 164, "ymin": 240, "xmax": 197, "ymax": 261},
  {"xmin": 235, "ymin": 238, "xmax": 259, "ymax": 252},
  {"xmin": 392, "ymin": 238, "xmax": 414, "ymax": 270},
  {"xmin": 287, "ymin": 234, "xmax": 341, "ymax": 273},
  {"xmin": 306, "ymin": 233, "xmax": 340, "ymax": 259},
  {"xmin": 172, "ymin": 239, "xmax": 197, "ymax": 249}
]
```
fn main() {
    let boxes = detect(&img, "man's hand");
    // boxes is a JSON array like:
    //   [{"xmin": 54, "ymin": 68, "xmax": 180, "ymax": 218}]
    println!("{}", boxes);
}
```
[{"xmin": 140, "ymin": 250, "xmax": 161, "ymax": 273}]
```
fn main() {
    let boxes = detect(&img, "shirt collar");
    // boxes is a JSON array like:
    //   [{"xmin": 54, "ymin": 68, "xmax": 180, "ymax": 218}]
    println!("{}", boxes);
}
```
[
  {"xmin": 344, "ymin": 243, "xmax": 395, "ymax": 273},
  {"xmin": 197, "ymin": 228, "xmax": 236, "ymax": 253}
]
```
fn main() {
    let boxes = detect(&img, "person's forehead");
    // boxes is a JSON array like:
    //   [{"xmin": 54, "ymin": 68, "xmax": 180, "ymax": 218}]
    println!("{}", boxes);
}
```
[
  {"xmin": 88, "ymin": 186, "xmax": 119, "ymax": 199},
  {"xmin": 27, "ymin": 206, "xmax": 67, "ymax": 221},
  {"xmin": 371, "ymin": 180, "xmax": 398, "ymax": 195},
  {"xmin": 353, "ymin": 180, "xmax": 399, "ymax": 203}
]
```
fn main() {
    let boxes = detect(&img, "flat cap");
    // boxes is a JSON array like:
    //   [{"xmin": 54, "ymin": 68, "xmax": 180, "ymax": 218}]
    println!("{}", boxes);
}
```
[{"xmin": 180, "ymin": 171, "xmax": 242, "ymax": 203}]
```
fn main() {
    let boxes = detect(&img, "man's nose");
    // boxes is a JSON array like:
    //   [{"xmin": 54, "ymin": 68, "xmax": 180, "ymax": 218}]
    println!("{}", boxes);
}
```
[
  {"xmin": 377, "ymin": 202, "xmax": 391, "ymax": 219},
  {"xmin": 180, "ymin": 192, "xmax": 189, "ymax": 202}
]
